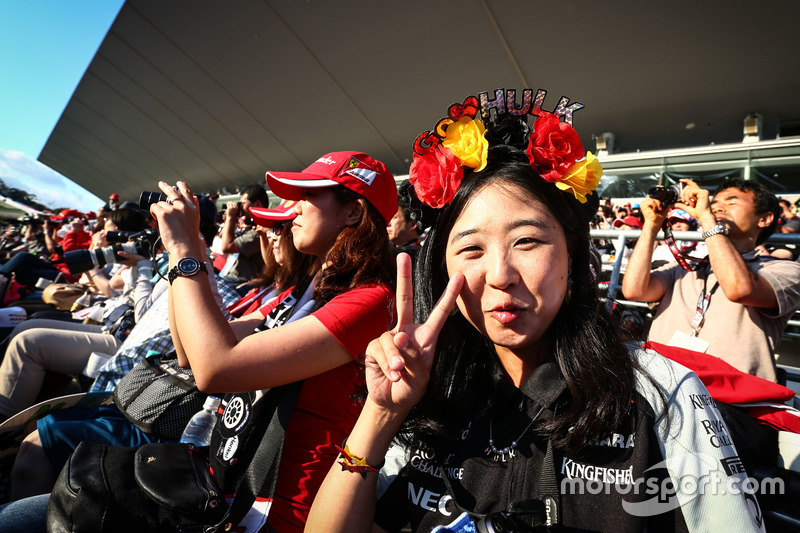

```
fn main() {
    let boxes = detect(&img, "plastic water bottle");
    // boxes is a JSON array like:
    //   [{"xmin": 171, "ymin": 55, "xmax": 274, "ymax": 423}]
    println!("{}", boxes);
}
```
[{"xmin": 179, "ymin": 396, "xmax": 221, "ymax": 447}]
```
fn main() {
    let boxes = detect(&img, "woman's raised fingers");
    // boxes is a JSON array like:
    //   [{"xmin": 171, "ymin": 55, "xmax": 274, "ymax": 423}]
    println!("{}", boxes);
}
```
[
  {"xmin": 366, "ymin": 332, "xmax": 399, "ymax": 379},
  {"xmin": 394, "ymin": 253, "xmax": 414, "ymax": 328},
  {"xmin": 416, "ymin": 272, "xmax": 464, "ymax": 348}
]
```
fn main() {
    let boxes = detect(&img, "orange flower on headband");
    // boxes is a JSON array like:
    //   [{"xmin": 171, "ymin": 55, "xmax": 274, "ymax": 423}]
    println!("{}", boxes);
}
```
[
  {"xmin": 442, "ymin": 117, "xmax": 488, "ymax": 172},
  {"xmin": 525, "ymin": 114, "xmax": 585, "ymax": 183},
  {"xmin": 554, "ymin": 152, "xmax": 603, "ymax": 204}
]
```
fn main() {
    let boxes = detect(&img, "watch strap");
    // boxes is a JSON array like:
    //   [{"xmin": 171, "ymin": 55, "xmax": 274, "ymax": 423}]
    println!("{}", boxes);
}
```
[{"xmin": 701, "ymin": 223, "xmax": 729, "ymax": 240}]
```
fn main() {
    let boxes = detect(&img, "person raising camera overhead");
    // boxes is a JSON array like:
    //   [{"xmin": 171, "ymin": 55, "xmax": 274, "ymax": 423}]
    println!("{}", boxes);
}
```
[
  {"xmin": 219, "ymin": 184, "xmax": 270, "ymax": 285},
  {"xmin": 309, "ymin": 90, "xmax": 761, "ymax": 532},
  {"xmin": 623, "ymin": 177, "xmax": 800, "ymax": 383}
]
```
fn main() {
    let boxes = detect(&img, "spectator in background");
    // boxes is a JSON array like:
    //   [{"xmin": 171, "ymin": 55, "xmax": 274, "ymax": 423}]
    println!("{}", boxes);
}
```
[
  {"xmin": 651, "ymin": 208, "xmax": 707, "ymax": 265},
  {"xmin": 108, "ymin": 193, "xmax": 120, "ymax": 210},
  {"xmin": 612, "ymin": 215, "xmax": 643, "ymax": 231},
  {"xmin": 218, "ymin": 184, "xmax": 269, "ymax": 285},
  {"xmin": 623, "ymin": 177, "xmax": 800, "ymax": 382},
  {"xmin": 387, "ymin": 195, "xmax": 421, "ymax": 259},
  {"xmin": 82, "ymin": 207, "xmax": 149, "ymax": 299},
  {"xmin": 778, "ymin": 197, "xmax": 799, "ymax": 233}
]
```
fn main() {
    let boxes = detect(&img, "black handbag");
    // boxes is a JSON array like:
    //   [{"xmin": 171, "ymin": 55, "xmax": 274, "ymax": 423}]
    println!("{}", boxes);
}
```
[
  {"xmin": 47, "ymin": 383, "xmax": 302, "ymax": 533},
  {"xmin": 46, "ymin": 441, "xmax": 227, "ymax": 533},
  {"xmin": 113, "ymin": 351, "xmax": 208, "ymax": 440}
]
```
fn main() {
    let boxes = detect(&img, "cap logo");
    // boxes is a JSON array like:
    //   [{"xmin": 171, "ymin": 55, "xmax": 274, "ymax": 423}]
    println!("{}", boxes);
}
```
[
  {"xmin": 317, "ymin": 156, "xmax": 337, "ymax": 165},
  {"xmin": 344, "ymin": 156, "xmax": 376, "ymax": 186}
]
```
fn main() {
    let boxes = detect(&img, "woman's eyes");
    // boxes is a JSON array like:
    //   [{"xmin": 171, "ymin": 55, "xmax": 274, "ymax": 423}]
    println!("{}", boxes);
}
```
[
  {"xmin": 456, "ymin": 244, "xmax": 482, "ymax": 255},
  {"xmin": 515, "ymin": 237, "xmax": 540, "ymax": 247},
  {"xmin": 455, "ymin": 236, "xmax": 542, "ymax": 256}
]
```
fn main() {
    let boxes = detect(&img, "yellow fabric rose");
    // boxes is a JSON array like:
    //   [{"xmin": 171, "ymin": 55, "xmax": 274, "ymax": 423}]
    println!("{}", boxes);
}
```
[
  {"xmin": 555, "ymin": 151, "xmax": 603, "ymax": 204},
  {"xmin": 442, "ymin": 117, "xmax": 488, "ymax": 171}
]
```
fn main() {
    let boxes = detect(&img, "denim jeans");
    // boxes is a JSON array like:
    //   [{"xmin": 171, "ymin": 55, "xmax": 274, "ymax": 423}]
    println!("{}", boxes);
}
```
[{"xmin": 0, "ymin": 493, "xmax": 49, "ymax": 533}]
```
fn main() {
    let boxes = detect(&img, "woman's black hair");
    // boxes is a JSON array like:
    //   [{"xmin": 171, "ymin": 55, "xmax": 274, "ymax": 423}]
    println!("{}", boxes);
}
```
[
  {"xmin": 106, "ymin": 207, "xmax": 148, "ymax": 233},
  {"xmin": 405, "ymin": 115, "xmax": 640, "ymax": 452}
]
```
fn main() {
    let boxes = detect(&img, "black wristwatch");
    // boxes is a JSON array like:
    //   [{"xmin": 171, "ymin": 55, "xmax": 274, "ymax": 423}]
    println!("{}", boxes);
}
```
[
  {"xmin": 701, "ymin": 222, "xmax": 730, "ymax": 240},
  {"xmin": 168, "ymin": 257, "xmax": 208, "ymax": 285}
]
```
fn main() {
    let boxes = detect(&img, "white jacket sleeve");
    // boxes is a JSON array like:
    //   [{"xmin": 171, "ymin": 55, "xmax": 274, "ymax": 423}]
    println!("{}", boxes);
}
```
[{"xmin": 634, "ymin": 349, "xmax": 766, "ymax": 532}]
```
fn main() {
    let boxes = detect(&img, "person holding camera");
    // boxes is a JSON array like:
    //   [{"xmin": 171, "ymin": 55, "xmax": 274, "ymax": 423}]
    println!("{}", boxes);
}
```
[
  {"xmin": 6, "ymin": 194, "xmax": 241, "ymax": 501},
  {"xmin": 142, "ymin": 151, "xmax": 397, "ymax": 532},
  {"xmin": 81, "ymin": 207, "xmax": 149, "ymax": 298},
  {"xmin": 309, "ymin": 93, "xmax": 759, "ymax": 532},
  {"xmin": 623, "ymin": 177, "xmax": 800, "ymax": 383},
  {"xmin": 218, "ymin": 184, "xmax": 269, "ymax": 285}
]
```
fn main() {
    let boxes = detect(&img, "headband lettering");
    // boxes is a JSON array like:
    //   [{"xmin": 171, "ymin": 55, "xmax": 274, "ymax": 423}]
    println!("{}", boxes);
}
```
[{"xmin": 478, "ymin": 88, "xmax": 583, "ymax": 125}]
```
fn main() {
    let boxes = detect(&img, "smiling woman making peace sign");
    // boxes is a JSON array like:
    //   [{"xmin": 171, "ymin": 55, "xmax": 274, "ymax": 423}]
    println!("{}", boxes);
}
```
[{"xmin": 308, "ymin": 91, "xmax": 765, "ymax": 533}]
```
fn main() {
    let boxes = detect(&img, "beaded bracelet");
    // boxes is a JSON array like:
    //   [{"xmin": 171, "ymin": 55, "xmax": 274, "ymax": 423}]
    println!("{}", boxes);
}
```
[{"xmin": 335, "ymin": 438, "xmax": 385, "ymax": 480}]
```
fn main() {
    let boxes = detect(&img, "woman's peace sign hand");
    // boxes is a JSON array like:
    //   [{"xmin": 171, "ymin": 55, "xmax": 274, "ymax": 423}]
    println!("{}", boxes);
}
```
[{"xmin": 364, "ymin": 253, "xmax": 464, "ymax": 417}]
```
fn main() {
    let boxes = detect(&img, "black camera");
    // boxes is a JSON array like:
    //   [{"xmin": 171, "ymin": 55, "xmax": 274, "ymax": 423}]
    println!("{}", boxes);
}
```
[
  {"xmin": 16, "ymin": 215, "xmax": 44, "ymax": 226},
  {"xmin": 476, "ymin": 512, "xmax": 546, "ymax": 533},
  {"xmin": 139, "ymin": 191, "xmax": 171, "ymax": 210},
  {"xmin": 105, "ymin": 230, "xmax": 137, "ymax": 244},
  {"xmin": 475, "ymin": 500, "xmax": 549, "ymax": 533},
  {"xmin": 648, "ymin": 183, "xmax": 685, "ymax": 206},
  {"xmin": 63, "ymin": 229, "xmax": 159, "ymax": 275}
]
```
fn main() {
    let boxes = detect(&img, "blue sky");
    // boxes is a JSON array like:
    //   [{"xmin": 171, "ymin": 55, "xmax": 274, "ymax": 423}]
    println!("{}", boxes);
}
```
[{"xmin": 0, "ymin": 0, "xmax": 124, "ymax": 212}]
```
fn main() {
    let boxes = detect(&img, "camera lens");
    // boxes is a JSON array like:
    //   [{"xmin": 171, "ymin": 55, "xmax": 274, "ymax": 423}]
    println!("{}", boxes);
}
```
[
  {"xmin": 139, "ymin": 191, "xmax": 168, "ymax": 210},
  {"xmin": 63, "ymin": 242, "xmax": 140, "ymax": 275},
  {"xmin": 647, "ymin": 183, "xmax": 684, "ymax": 206},
  {"xmin": 105, "ymin": 230, "xmax": 134, "ymax": 243}
]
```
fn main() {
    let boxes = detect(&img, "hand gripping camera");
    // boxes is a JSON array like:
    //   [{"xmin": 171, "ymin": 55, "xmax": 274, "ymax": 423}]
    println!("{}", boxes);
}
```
[
  {"xmin": 63, "ymin": 229, "xmax": 159, "ymax": 275},
  {"xmin": 647, "ymin": 182, "xmax": 685, "ymax": 206}
]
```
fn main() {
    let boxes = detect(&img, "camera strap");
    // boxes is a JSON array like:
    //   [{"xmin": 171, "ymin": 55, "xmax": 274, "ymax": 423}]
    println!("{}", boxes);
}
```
[{"xmin": 663, "ymin": 220, "xmax": 708, "ymax": 272}]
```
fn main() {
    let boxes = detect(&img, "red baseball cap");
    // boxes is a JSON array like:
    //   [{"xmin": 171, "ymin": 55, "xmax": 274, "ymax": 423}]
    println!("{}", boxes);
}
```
[
  {"xmin": 249, "ymin": 199, "xmax": 297, "ymax": 228},
  {"xmin": 50, "ymin": 208, "xmax": 83, "ymax": 221},
  {"xmin": 109, "ymin": 193, "xmax": 119, "ymax": 200},
  {"xmin": 612, "ymin": 216, "xmax": 643, "ymax": 229},
  {"xmin": 266, "ymin": 151, "xmax": 397, "ymax": 224}
]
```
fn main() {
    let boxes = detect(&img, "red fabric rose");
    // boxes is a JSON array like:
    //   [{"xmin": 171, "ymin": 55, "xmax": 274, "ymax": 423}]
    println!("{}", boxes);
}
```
[
  {"xmin": 409, "ymin": 146, "xmax": 464, "ymax": 209},
  {"xmin": 525, "ymin": 114, "xmax": 585, "ymax": 182}
]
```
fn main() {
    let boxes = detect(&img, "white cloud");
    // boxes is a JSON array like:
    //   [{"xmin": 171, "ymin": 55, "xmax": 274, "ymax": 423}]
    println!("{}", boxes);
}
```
[{"xmin": 0, "ymin": 149, "xmax": 103, "ymax": 212}]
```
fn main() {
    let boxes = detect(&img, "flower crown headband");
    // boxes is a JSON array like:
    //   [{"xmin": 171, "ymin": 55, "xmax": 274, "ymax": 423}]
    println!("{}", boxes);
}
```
[{"xmin": 408, "ymin": 88, "xmax": 602, "ymax": 209}]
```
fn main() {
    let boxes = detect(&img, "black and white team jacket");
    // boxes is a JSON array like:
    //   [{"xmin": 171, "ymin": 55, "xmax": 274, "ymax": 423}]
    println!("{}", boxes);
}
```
[{"xmin": 374, "ymin": 349, "xmax": 765, "ymax": 532}]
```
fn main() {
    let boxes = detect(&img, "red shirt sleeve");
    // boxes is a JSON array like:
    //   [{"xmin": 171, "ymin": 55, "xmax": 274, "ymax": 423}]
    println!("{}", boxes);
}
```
[{"xmin": 312, "ymin": 284, "xmax": 395, "ymax": 360}]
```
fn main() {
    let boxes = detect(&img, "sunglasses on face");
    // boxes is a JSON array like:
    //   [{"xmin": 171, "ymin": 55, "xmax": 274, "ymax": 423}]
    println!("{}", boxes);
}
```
[{"xmin": 268, "ymin": 221, "xmax": 286, "ymax": 238}]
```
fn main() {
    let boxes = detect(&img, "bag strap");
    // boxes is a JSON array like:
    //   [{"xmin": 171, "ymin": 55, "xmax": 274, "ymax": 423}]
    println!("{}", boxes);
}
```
[
  {"xmin": 211, "ymin": 381, "xmax": 303, "ymax": 531},
  {"xmin": 436, "ymin": 437, "xmax": 560, "ymax": 527},
  {"xmin": 537, "ymin": 438, "xmax": 560, "ymax": 526}
]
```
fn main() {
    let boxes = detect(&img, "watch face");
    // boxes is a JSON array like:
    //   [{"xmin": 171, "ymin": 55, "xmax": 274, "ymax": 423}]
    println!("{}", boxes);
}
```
[{"xmin": 177, "ymin": 257, "xmax": 202, "ymax": 276}]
